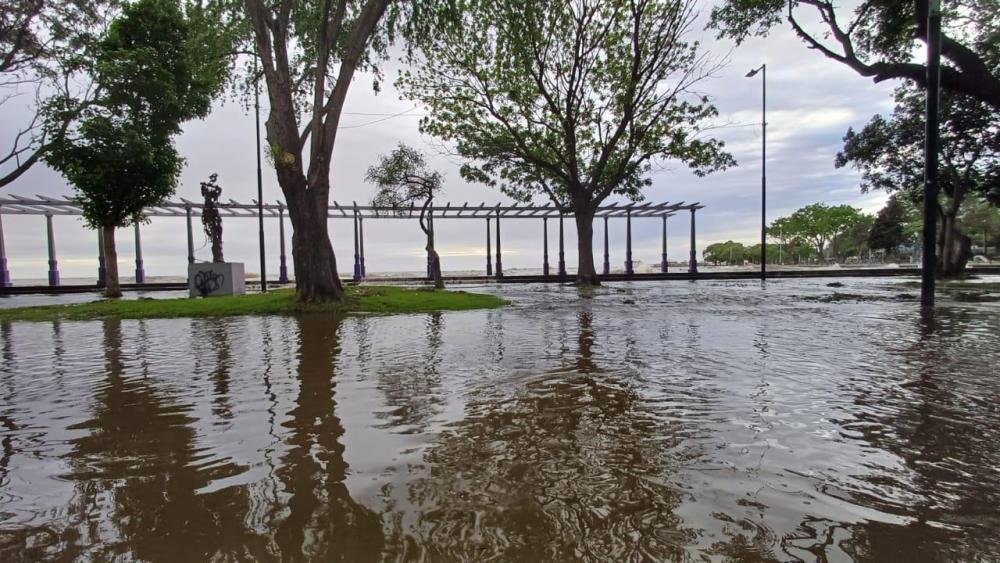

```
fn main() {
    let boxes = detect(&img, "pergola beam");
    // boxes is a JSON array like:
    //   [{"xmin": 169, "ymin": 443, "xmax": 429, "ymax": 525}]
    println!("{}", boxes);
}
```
[{"xmin": 1, "ymin": 196, "xmax": 702, "ymax": 219}]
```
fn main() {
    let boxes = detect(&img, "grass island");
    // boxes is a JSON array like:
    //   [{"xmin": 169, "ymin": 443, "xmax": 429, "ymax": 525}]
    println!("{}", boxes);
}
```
[{"xmin": 0, "ymin": 285, "xmax": 508, "ymax": 322}]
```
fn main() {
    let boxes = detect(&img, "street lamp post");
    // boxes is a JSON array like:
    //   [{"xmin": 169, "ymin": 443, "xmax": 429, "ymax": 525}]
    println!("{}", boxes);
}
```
[
  {"xmin": 746, "ymin": 64, "xmax": 766, "ymax": 281},
  {"xmin": 921, "ymin": 0, "xmax": 942, "ymax": 307},
  {"xmin": 254, "ymin": 55, "xmax": 268, "ymax": 292}
]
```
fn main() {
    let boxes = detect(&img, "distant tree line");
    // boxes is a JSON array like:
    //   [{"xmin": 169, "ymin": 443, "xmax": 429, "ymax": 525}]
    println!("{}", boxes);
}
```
[{"xmin": 706, "ymin": 198, "xmax": 1000, "ymax": 267}]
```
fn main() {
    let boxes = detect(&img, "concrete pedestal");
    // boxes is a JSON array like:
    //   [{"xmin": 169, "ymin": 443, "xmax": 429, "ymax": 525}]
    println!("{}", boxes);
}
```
[{"xmin": 188, "ymin": 262, "xmax": 245, "ymax": 297}]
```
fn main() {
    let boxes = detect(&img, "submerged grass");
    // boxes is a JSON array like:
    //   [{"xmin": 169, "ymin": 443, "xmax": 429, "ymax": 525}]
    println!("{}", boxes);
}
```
[
  {"xmin": 0, "ymin": 285, "xmax": 508, "ymax": 322},
  {"xmin": 895, "ymin": 280, "xmax": 1000, "ymax": 301},
  {"xmin": 896, "ymin": 280, "xmax": 1000, "ymax": 293}
]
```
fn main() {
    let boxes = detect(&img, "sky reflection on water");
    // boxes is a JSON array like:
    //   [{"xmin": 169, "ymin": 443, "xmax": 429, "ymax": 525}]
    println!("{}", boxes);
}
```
[{"xmin": 0, "ymin": 278, "xmax": 998, "ymax": 561}]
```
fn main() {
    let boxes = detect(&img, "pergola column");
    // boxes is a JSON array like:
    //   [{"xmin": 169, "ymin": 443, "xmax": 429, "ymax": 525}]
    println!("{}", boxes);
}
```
[
  {"xmin": 353, "ymin": 212, "xmax": 362, "ymax": 282},
  {"xmin": 485, "ymin": 217, "xmax": 492, "ymax": 276},
  {"xmin": 602, "ymin": 216, "xmax": 610, "ymax": 275},
  {"xmin": 661, "ymin": 216, "xmax": 668, "ymax": 273},
  {"xmin": 625, "ymin": 210, "xmax": 634, "ymax": 276},
  {"xmin": 46, "ymin": 213, "xmax": 59, "ymax": 287},
  {"xmin": 133, "ymin": 222, "xmax": 145, "ymax": 283},
  {"xmin": 97, "ymin": 227, "xmax": 106, "ymax": 287},
  {"xmin": 689, "ymin": 207, "xmax": 698, "ymax": 274},
  {"xmin": 425, "ymin": 209, "xmax": 434, "ymax": 280},
  {"xmin": 185, "ymin": 206, "xmax": 195, "ymax": 265},
  {"xmin": 278, "ymin": 204, "xmax": 289, "ymax": 283},
  {"xmin": 358, "ymin": 216, "xmax": 366, "ymax": 278},
  {"xmin": 558, "ymin": 213, "xmax": 566, "ymax": 278},
  {"xmin": 543, "ymin": 217, "xmax": 550, "ymax": 277},
  {"xmin": 495, "ymin": 209, "xmax": 503, "ymax": 278},
  {"xmin": 0, "ymin": 210, "xmax": 11, "ymax": 287}
]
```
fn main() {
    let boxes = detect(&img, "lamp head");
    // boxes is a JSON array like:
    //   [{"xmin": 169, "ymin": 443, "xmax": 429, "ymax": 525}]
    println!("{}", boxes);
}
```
[{"xmin": 745, "ymin": 68, "xmax": 760, "ymax": 78}]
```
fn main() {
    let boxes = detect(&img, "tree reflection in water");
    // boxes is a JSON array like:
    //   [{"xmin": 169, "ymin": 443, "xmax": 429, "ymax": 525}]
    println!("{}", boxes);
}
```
[
  {"xmin": 829, "ymin": 308, "xmax": 1000, "ymax": 561},
  {"xmin": 59, "ymin": 318, "xmax": 261, "ymax": 560},
  {"xmin": 274, "ymin": 314, "xmax": 383, "ymax": 561},
  {"xmin": 386, "ymin": 306, "xmax": 699, "ymax": 561},
  {"xmin": 373, "ymin": 313, "xmax": 446, "ymax": 435},
  {"xmin": 2, "ymin": 282, "xmax": 999, "ymax": 561}
]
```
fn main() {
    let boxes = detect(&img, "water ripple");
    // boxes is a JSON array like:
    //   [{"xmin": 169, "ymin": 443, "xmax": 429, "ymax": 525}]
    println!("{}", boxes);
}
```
[{"xmin": 0, "ymin": 277, "xmax": 998, "ymax": 561}]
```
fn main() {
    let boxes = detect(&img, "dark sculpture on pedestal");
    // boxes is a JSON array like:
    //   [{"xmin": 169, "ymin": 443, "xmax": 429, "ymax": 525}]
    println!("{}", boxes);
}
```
[{"xmin": 201, "ymin": 173, "xmax": 224, "ymax": 263}]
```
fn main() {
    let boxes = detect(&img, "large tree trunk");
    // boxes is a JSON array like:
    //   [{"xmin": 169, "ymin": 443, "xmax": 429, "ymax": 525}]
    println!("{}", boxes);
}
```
[
  {"xmin": 245, "ymin": 0, "xmax": 391, "ymax": 304},
  {"xmin": 574, "ymin": 211, "xmax": 599, "ymax": 285},
  {"xmin": 285, "ymin": 185, "xmax": 346, "ymax": 303},
  {"xmin": 939, "ymin": 210, "xmax": 972, "ymax": 278},
  {"xmin": 102, "ymin": 225, "xmax": 122, "ymax": 298}
]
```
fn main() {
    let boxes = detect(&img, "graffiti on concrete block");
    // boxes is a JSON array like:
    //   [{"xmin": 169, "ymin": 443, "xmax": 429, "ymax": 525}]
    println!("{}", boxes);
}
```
[{"xmin": 194, "ymin": 269, "xmax": 225, "ymax": 296}]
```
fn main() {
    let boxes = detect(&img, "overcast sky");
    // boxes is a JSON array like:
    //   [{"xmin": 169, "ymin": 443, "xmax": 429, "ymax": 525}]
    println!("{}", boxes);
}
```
[{"xmin": 0, "ymin": 4, "xmax": 898, "ymax": 282}]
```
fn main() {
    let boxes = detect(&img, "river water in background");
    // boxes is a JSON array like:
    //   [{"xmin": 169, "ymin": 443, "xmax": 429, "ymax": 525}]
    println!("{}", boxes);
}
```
[{"xmin": 1, "ymin": 279, "xmax": 998, "ymax": 561}]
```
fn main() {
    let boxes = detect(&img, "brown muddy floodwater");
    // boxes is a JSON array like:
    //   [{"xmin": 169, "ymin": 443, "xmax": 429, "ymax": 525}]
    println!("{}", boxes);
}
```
[{"xmin": 1, "ymin": 278, "xmax": 999, "ymax": 561}]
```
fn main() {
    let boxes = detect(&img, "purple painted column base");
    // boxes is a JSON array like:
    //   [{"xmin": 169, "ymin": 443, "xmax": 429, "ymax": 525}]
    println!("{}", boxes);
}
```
[
  {"xmin": 278, "ymin": 258, "xmax": 289, "ymax": 283},
  {"xmin": 661, "ymin": 254, "xmax": 668, "ymax": 273},
  {"xmin": 0, "ymin": 258, "xmax": 10, "ymax": 287},
  {"xmin": 48, "ymin": 261, "xmax": 60, "ymax": 287},
  {"xmin": 135, "ymin": 261, "xmax": 145, "ymax": 284}
]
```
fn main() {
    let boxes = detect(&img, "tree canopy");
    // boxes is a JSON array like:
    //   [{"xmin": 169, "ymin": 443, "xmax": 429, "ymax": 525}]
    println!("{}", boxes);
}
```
[
  {"xmin": 367, "ymin": 143, "xmax": 443, "ymax": 211},
  {"xmin": 961, "ymin": 198, "xmax": 1000, "ymax": 252},
  {"xmin": 0, "ymin": 0, "xmax": 236, "ymax": 189},
  {"xmin": 43, "ymin": 0, "xmax": 224, "ymax": 296},
  {"xmin": 704, "ymin": 240, "xmax": 748, "ymax": 265},
  {"xmin": 837, "ymin": 86, "xmax": 999, "ymax": 206},
  {"xmin": 45, "ymin": 0, "xmax": 224, "ymax": 228},
  {"xmin": 867, "ymin": 194, "xmax": 912, "ymax": 252},
  {"xmin": 0, "ymin": 0, "xmax": 112, "ymax": 187},
  {"xmin": 769, "ymin": 203, "xmax": 868, "ymax": 256},
  {"xmin": 708, "ymin": 0, "xmax": 1000, "ymax": 109},
  {"xmin": 837, "ymin": 84, "xmax": 997, "ymax": 274},
  {"xmin": 400, "ymin": 0, "xmax": 732, "ymax": 283}
]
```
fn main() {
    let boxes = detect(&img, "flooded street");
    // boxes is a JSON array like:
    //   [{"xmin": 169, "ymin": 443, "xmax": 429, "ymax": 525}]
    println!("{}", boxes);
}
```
[{"xmin": 1, "ymin": 278, "xmax": 998, "ymax": 561}]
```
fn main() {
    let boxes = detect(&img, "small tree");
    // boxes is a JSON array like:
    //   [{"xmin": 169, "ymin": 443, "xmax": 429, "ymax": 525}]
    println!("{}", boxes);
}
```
[
  {"xmin": 745, "ymin": 243, "xmax": 783, "ymax": 265},
  {"xmin": 868, "ymin": 195, "xmax": 910, "ymax": 255},
  {"xmin": 400, "ymin": 0, "xmax": 733, "ymax": 285},
  {"xmin": 366, "ymin": 144, "xmax": 445, "ymax": 288},
  {"xmin": 47, "ymin": 122, "xmax": 181, "ymax": 297},
  {"xmin": 43, "ymin": 0, "xmax": 224, "ymax": 297},
  {"xmin": 831, "ymin": 213, "xmax": 875, "ymax": 262},
  {"xmin": 769, "ymin": 203, "xmax": 865, "ymax": 259},
  {"xmin": 704, "ymin": 241, "xmax": 747, "ymax": 266},
  {"xmin": 961, "ymin": 199, "xmax": 1000, "ymax": 258}
]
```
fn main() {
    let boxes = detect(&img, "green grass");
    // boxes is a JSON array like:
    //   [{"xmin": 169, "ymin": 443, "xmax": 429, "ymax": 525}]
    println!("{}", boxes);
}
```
[{"xmin": 0, "ymin": 286, "xmax": 508, "ymax": 322}]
